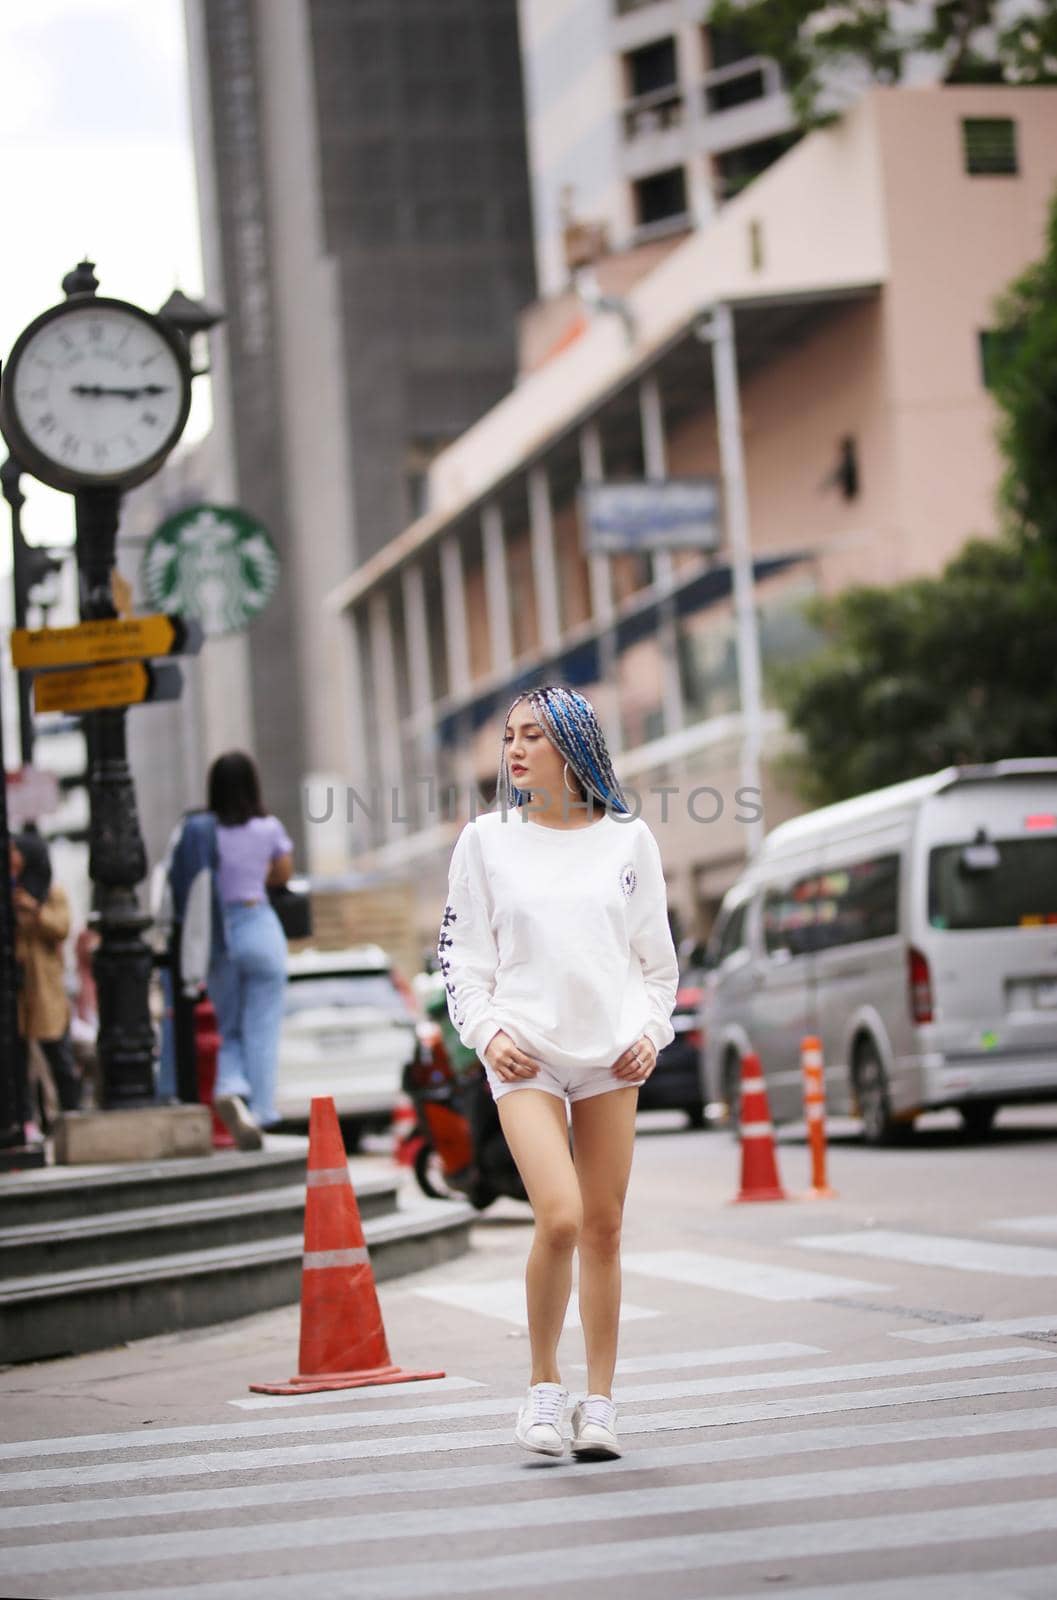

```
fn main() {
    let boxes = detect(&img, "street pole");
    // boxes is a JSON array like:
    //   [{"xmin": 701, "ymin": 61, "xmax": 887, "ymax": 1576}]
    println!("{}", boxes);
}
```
[
  {"xmin": 76, "ymin": 485, "xmax": 156, "ymax": 1106},
  {"xmin": 705, "ymin": 302, "xmax": 766, "ymax": 858},
  {"xmin": 1, "ymin": 455, "xmax": 34, "ymax": 766}
]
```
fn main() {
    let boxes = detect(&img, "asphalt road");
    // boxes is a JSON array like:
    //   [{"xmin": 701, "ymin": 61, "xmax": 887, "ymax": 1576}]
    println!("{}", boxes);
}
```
[{"xmin": 2, "ymin": 1105, "xmax": 1057, "ymax": 1599}]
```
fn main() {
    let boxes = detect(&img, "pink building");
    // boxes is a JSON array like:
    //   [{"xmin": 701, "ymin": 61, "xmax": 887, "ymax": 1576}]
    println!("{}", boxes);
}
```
[{"xmin": 329, "ymin": 86, "xmax": 1057, "ymax": 945}]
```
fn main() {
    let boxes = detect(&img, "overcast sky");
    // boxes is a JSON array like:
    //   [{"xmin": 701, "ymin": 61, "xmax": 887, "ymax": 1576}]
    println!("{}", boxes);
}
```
[{"xmin": 0, "ymin": 0, "xmax": 206, "ymax": 574}]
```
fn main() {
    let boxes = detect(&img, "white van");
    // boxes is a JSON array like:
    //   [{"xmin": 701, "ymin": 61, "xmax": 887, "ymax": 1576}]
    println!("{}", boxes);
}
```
[{"xmin": 703, "ymin": 759, "xmax": 1057, "ymax": 1142}]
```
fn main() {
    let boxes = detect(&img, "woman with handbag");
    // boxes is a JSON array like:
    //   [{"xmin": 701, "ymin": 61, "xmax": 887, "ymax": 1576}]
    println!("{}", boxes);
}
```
[
  {"xmin": 439, "ymin": 684, "xmax": 679, "ymax": 1460},
  {"xmin": 204, "ymin": 751, "xmax": 294, "ymax": 1149}
]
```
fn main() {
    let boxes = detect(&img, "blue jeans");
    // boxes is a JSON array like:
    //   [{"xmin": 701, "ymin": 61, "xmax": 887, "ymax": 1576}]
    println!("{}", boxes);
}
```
[{"xmin": 207, "ymin": 903, "xmax": 287, "ymax": 1127}]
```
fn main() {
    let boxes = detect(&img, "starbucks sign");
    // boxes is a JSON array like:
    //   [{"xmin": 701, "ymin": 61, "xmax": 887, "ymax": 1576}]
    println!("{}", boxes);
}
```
[{"xmin": 142, "ymin": 504, "xmax": 280, "ymax": 637}]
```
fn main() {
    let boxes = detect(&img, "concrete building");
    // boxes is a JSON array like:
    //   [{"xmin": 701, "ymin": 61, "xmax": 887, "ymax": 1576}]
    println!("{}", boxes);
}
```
[
  {"xmin": 329, "ymin": 86, "xmax": 1057, "ymax": 950},
  {"xmin": 180, "ymin": 0, "xmax": 537, "ymax": 852}
]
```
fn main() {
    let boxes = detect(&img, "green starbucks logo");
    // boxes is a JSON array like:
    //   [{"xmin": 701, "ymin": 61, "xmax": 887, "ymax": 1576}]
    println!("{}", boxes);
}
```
[{"xmin": 142, "ymin": 504, "xmax": 280, "ymax": 637}]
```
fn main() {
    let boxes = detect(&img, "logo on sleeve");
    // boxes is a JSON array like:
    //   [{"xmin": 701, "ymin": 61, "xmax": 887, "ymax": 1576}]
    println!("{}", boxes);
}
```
[{"xmin": 620, "ymin": 863, "xmax": 637, "ymax": 899}]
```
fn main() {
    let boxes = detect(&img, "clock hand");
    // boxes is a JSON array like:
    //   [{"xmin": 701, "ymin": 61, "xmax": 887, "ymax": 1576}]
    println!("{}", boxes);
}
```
[{"xmin": 70, "ymin": 383, "xmax": 172, "ymax": 400}]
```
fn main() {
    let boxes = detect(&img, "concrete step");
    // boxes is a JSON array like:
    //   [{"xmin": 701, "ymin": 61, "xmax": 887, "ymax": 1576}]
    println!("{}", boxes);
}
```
[
  {"xmin": 0, "ymin": 1203, "xmax": 474, "ymax": 1364},
  {"xmin": 0, "ymin": 1177, "xmax": 400, "ymax": 1279},
  {"xmin": 0, "ymin": 1143, "xmax": 312, "ymax": 1228}
]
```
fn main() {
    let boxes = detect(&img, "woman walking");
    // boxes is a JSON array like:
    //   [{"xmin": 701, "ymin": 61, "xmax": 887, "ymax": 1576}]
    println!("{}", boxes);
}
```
[
  {"xmin": 439, "ymin": 684, "xmax": 678, "ymax": 1460},
  {"xmin": 205, "ymin": 752, "xmax": 294, "ymax": 1149}
]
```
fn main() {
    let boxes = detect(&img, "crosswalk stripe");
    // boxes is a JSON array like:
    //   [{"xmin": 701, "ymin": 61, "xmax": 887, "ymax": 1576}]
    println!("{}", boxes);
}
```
[
  {"xmin": 1, "ymin": 1347, "xmax": 1049, "ymax": 1460},
  {"xmin": 58, "ymin": 1500, "xmax": 1057, "ymax": 1600},
  {"xmin": 231, "ymin": 1375, "xmax": 483, "ymax": 1411},
  {"xmin": 990, "ymin": 1215, "xmax": 1057, "ymax": 1236},
  {"xmin": 412, "ymin": 1278, "xmax": 658, "ymax": 1326},
  {"xmin": 798, "ymin": 1229, "xmax": 1057, "ymax": 1277},
  {"xmin": 4, "ymin": 1372, "xmax": 1057, "ymax": 1493},
  {"xmin": 6, "ymin": 1447, "xmax": 1057, "ymax": 1579},
  {"xmin": 622, "ymin": 1249, "xmax": 890, "ymax": 1300},
  {"xmin": 892, "ymin": 1314, "xmax": 1057, "ymax": 1344},
  {"xmin": 6, "ymin": 1402, "xmax": 1056, "ymax": 1532},
  {"xmin": 699, "ymin": 1567, "xmax": 1057, "ymax": 1600},
  {"xmin": 567, "ymin": 1341, "xmax": 825, "ymax": 1375}
]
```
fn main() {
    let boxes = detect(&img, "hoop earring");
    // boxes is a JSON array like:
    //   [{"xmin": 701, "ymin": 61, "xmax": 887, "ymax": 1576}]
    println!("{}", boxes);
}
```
[{"xmin": 563, "ymin": 761, "xmax": 580, "ymax": 796}]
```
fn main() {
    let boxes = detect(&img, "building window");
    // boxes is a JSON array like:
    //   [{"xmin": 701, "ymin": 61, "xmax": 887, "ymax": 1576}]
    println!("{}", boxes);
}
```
[
  {"xmin": 978, "ymin": 328, "xmax": 1022, "ymax": 389},
  {"xmin": 962, "ymin": 118, "xmax": 1018, "ymax": 176},
  {"xmin": 633, "ymin": 165, "xmax": 689, "ymax": 228},
  {"xmin": 625, "ymin": 37, "xmax": 677, "ymax": 98},
  {"xmin": 706, "ymin": 18, "xmax": 755, "ymax": 71},
  {"xmin": 614, "ymin": 0, "xmax": 664, "ymax": 15},
  {"xmin": 714, "ymin": 133, "xmax": 797, "ymax": 200}
]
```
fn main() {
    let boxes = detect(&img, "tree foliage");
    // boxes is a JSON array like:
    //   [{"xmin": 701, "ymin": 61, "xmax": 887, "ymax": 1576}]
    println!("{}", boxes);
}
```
[
  {"xmin": 707, "ymin": 0, "xmax": 1057, "ymax": 128},
  {"xmin": 776, "ymin": 190, "xmax": 1057, "ymax": 804}
]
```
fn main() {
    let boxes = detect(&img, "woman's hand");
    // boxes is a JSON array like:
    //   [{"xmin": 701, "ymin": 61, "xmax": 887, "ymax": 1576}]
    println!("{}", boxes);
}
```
[
  {"xmin": 611, "ymin": 1035, "xmax": 657, "ymax": 1082},
  {"xmin": 483, "ymin": 1030, "xmax": 541, "ymax": 1082}
]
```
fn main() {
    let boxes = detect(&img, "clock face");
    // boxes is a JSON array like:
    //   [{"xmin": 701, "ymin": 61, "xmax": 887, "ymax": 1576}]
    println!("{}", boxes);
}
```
[{"xmin": 2, "ymin": 299, "xmax": 191, "ymax": 491}]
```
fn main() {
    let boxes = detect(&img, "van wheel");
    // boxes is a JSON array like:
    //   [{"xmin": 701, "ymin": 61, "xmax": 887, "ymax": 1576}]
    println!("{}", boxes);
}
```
[
  {"xmin": 960, "ymin": 1102, "xmax": 998, "ymax": 1138},
  {"xmin": 854, "ymin": 1042, "xmax": 908, "ymax": 1147},
  {"xmin": 723, "ymin": 1052, "xmax": 743, "ymax": 1138}
]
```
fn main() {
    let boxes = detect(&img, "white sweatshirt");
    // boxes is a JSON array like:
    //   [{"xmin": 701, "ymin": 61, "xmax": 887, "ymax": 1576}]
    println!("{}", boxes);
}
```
[{"xmin": 439, "ymin": 808, "xmax": 680, "ymax": 1074}]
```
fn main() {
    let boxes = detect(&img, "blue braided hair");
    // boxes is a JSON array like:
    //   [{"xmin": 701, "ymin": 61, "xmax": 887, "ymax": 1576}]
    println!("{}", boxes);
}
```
[{"xmin": 495, "ymin": 684, "xmax": 630, "ymax": 815}]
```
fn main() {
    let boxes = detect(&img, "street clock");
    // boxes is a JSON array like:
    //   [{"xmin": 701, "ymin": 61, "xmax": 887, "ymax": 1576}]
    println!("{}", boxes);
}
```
[{"xmin": 0, "ymin": 296, "xmax": 192, "ymax": 494}]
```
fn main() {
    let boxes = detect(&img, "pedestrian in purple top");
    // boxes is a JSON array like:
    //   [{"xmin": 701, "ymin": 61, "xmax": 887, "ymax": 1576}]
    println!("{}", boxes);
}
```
[{"xmin": 206, "ymin": 751, "xmax": 294, "ymax": 1149}]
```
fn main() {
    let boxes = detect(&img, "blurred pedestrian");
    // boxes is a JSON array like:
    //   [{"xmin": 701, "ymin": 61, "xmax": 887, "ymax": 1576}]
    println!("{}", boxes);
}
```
[
  {"xmin": 204, "ymin": 752, "xmax": 293, "ymax": 1149},
  {"xmin": 11, "ymin": 830, "xmax": 81, "ymax": 1128}
]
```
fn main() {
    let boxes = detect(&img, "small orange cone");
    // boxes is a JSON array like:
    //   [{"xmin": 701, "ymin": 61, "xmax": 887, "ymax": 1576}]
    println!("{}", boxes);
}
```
[
  {"xmin": 732, "ymin": 1052, "xmax": 787, "ymax": 1203},
  {"xmin": 391, "ymin": 1093, "xmax": 420, "ymax": 1165},
  {"xmin": 801, "ymin": 1035, "xmax": 837, "ymax": 1199},
  {"xmin": 249, "ymin": 1096, "xmax": 445, "ymax": 1394}
]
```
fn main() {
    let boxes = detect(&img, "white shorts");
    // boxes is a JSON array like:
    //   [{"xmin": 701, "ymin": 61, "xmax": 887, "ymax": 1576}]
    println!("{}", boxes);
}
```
[{"xmin": 483, "ymin": 1057, "xmax": 645, "ymax": 1104}]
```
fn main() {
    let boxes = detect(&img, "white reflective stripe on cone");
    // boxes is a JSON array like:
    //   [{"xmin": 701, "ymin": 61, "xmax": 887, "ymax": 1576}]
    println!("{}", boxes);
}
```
[
  {"xmin": 740, "ymin": 1122, "xmax": 775, "ymax": 1139},
  {"xmin": 305, "ymin": 1169, "xmax": 350, "ymax": 1188},
  {"xmin": 741, "ymin": 1078, "xmax": 766, "ymax": 1093},
  {"xmin": 303, "ymin": 1248, "xmax": 370, "ymax": 1269}
]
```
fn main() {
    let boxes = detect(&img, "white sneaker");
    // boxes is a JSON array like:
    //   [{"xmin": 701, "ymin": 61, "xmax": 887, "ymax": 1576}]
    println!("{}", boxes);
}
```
[
  {"xmin": 571, "ymin": 1393, "xmax": 621, "ymax": 1459},
  {"xmin": 514, "ymin": 1382, "xmax": 569, "ymax": 1456}
]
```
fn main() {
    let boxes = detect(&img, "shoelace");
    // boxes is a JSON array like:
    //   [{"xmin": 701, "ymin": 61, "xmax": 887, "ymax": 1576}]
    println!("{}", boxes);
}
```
[
  {"xmin": 580, "ymin": 1395, "xmax": 616, "ymax": 1429},
  {"xmin": 528, "ymin": 1386, "xmax": 566, "ymax": 1426}
]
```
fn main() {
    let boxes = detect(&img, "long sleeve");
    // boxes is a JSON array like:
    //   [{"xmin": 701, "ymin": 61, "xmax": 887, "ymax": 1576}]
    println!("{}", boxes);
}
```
[
  {"xmin": 438, "ymin": 823, "xmax": 504, "ymax": 1058},
  {"xmin": 628, "ymin": 825, "xmax": 679, "ymax": 1053}
]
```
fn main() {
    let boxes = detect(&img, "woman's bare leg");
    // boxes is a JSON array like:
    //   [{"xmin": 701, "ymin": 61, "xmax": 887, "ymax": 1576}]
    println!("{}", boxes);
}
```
[
  {"xmin": 497, "ymin": 1089, "xmax": 582, "ymax": 1386},
  {"xmin": 569, "ymin": 1087, "xmax": 639, "ymax": 1399}
]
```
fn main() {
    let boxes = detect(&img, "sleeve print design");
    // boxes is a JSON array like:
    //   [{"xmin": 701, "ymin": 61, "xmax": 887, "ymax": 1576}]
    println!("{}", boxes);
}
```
[
  {"xmin": 627, "ymin": 826, "xmax": 680, "ymax": 1054},
  {"xmin": 437, "ymin": 826, "xmax": 502, "ymax": 1058}
]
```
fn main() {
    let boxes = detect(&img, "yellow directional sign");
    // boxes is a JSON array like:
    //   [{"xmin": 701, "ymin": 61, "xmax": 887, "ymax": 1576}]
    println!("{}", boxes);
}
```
[
  {"xmin": 11, "ymin": 613, "xmax": 201, "ymax": 671},
  {"xmin": 33, "ymin": 661, "xmax": 183, "ymax": 715}
]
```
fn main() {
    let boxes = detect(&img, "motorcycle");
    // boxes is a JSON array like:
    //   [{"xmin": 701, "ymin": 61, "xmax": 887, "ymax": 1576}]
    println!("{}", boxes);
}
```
[{"xmin": 400, "ymin": 981, "xmax": 527, "ymax": 1211}]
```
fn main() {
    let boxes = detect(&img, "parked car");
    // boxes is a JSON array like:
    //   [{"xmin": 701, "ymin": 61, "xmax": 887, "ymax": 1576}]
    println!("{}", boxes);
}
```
[
  {"xmin": 703, "ymin": 759, "xmax": 1057, "ymax": 1144},
  {"xmin": 276, "ymin": 945, "xmax": 420, "ymax": 1138},
  {"xmin": 638, "ymin": 978, "xmax": 707, "ymax": 1127}
]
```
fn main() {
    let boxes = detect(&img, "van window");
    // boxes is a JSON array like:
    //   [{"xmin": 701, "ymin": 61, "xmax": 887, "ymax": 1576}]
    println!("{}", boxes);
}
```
[
  {"xmin": 763, "ymin": 876, "xmax": 820, "ymax": 957},
  {"xmin": 713, "ymin": 901, "xmax": 748, "ymax": 964},
  {"xmin": 815, "ymin": 855, "xmax": 900, "ymax": 949},
  {"xmin": 928, "ymin": 837, "xmax": 1057, "ymax": 930}
]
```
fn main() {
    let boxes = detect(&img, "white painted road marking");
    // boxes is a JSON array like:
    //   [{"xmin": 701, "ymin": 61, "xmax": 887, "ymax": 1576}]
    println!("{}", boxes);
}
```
[
  {"xmin": 4, "ymin": 1371, "xmax": 1057, "ymax": 1493},
  {"xmin": 568, "ymin": 1341, "xmax": 825, "ymax": 1375},
  {"xmin": 57, "ymin": 1501, "xmax": 1057, "ymax": 1600},
  {"xmin": 0, "ymin": 1346, "xmax": 1047, "ymax": 1460},
  {"xmin": 990, "ymin": 1215, "xmax": 1057, "ymax": 1236},
  {"xmin": 7, "ymin": 1447, "xmax": 1057, "ymax": 1578},
  {"xmin": 231, "ymin": 1375, "xmax": 483, "ymax": 1411},
  {"xmin": 622, "ymin": 1249, "xmax": 890, "ymax": 1300},
  {"xmin": 892, "ymin": 1314, "xmax": 1057, "ymax": 1344},
  {"xmin": 699, "ymin": 1568, "xmax": 1057, "ymax": 1600},
  {"xmin": 4, "ymin": 1402, "xmax": 1055, "ymax": 1531},
  {"xmin": 412, "ymin": 1277, "xmax": 657, "ymax": 1326},
  {"xmin": 798, "ymin": 1229, "xmax": 1057, "ymax": 1277}
]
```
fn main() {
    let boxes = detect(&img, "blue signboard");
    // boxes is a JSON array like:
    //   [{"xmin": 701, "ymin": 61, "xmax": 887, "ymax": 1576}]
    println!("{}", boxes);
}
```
[{"xmin": 579, "ymin": 478, "xmax": 722, "ymax": 553}]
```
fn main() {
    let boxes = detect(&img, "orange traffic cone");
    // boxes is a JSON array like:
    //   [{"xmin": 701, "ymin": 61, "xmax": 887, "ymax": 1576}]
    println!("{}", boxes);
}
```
[
  {"xmin": 732, "ymin": 1052, "xmax": 787, "ymax": 1203},
  {"xmin": 249, "ymin": 1096, "xmax": 445, "ymax": 1394},
  {"xmin": 800, "ymin": 1035, "xmax": 837, "ymax": 1199},
  {"xmin": 391, "ymin": 1093, "xmax": 420, "ymax": 1166}
]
